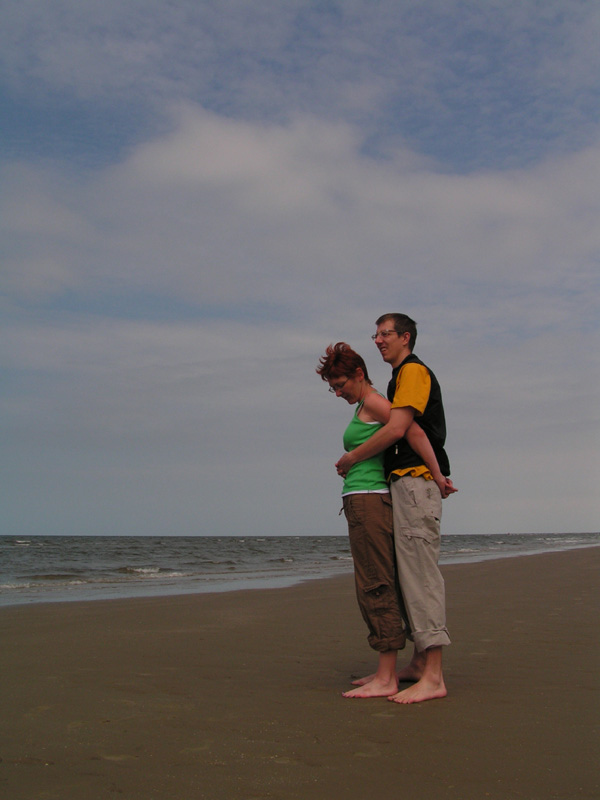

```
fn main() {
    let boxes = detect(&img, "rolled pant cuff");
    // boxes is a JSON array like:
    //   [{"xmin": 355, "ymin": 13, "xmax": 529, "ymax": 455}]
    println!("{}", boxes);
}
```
[
  {"xmin": 412, "ymin": 629, "xmax": 451, "ymax": 652},
  {"xmin": 368, "ymin": 633, "xmax": 407, "ymax": 653}
]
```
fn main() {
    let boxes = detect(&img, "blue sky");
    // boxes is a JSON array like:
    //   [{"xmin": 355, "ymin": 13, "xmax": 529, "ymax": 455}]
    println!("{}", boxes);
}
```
[{"xmin": 2, "ymin": 0, "xmax": 599, "ymax": 537}]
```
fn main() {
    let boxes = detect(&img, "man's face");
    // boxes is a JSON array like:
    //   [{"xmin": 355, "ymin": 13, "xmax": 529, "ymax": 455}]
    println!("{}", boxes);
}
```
[{"xmin": 373, "ymin": 323, "xmax": 408, "ymax": 366}]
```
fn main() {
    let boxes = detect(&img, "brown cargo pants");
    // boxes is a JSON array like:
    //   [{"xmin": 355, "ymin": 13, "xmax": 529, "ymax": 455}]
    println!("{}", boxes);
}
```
[{"xmin": 343, "ymin": 492, "xmax": 407, "ymax": 652}]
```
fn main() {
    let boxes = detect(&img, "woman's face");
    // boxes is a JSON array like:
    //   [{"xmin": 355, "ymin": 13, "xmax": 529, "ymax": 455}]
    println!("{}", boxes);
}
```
[{"xmin": 328, "ymin": 371, "xmax": 364, "ymax": 404}]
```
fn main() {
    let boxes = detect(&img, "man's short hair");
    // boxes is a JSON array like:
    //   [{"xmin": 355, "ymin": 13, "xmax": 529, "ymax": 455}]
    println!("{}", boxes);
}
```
[{"xmin": 375, "ymin": 313, "xmax": 417, "ymax": 350}]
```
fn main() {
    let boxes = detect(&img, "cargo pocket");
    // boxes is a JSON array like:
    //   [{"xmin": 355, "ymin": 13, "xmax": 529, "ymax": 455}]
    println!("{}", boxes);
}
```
[
  {"xmin": 362, "ymin": 581, "xmax": 391, "ymax": 611},
  {"xmin": 400, "ymin": 520, "xmax": 439, "ymax": 545}
]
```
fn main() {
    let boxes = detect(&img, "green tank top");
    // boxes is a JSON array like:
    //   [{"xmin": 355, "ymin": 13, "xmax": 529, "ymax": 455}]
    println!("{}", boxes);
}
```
[{"xmin": 341, "ymin": 401, "xmax": 389, "ymax": 495}]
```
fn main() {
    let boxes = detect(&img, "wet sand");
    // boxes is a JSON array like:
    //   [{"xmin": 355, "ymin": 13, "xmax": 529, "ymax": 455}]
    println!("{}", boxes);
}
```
[{"xmin": 1, "ymin": 547, "xmax": 598, "ymax": 800}]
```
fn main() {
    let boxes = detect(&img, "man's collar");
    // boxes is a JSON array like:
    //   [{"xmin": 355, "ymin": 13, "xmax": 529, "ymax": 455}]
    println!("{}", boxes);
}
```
[{"xmin": 392, "ymin": 351, "xmax": 415, "ymax": 370}]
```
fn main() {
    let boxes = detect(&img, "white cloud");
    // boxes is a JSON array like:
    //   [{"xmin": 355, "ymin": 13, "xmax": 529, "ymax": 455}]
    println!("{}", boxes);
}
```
[
  {"xmin": 2, "ymin": 1, "xmax": 599, "ymax": 168},
  {"xmin": 3, "ymin": 106, "xmax": 599, "ymax": 319},
  {"xmin": 1, "ymin": 2, "xmax": 599, "ymax": 538},
  {"xmin": 2, "ymin": 114, "xmax": 599, "ymax": 537}
]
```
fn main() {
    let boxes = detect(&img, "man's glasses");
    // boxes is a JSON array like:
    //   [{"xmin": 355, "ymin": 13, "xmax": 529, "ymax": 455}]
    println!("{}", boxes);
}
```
[
  {"xmin": 328, "ymin": 377, "xmax": 350, "ymax": 393},
  {"xmin": 371, "ymin": 329, "xmax": 398, "ymax": 341}
]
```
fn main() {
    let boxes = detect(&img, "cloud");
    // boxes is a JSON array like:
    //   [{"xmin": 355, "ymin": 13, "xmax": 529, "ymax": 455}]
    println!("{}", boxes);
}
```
[
  {"xmin": 2, "ymin": 311, "xmax": 343, "ymax": 536},
  {"xmin": 1, "ymin": 2, "xmax": 599, "ymax": 538},
  {"xmin": 2, "ymin": 105, "xmax": 599, "ymax": 321},
  {"xmin": 2, "ymin": 106, "xmax": 600, "ymax": 537},
  {"xmin": 2, "ymin": 1, "xmax": 599, "ymax": 168}
]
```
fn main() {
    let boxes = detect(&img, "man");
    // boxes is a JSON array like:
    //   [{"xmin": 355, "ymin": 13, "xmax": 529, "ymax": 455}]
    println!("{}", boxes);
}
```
[{"xmin": 336, "ymin": 313, "xmax": 453, "ymax": 704}]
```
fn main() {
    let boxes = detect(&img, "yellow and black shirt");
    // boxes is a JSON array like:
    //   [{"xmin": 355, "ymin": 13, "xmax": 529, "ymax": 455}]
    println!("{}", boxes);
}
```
[{"xmin": 385, "ymin": 353, "xmax": 450, "ymax": 481}]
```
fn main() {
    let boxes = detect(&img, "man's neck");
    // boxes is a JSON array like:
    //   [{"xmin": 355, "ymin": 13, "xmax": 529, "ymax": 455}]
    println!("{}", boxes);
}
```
[{"xmin": 390, "ymin": 348, "xmax": 413, "ymax": 369}]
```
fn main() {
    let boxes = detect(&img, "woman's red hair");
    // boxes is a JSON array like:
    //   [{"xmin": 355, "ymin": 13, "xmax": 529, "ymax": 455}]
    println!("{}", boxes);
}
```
[{"xmin": 316, "ymin": 342, "xmax": 372, "ymax": 384}]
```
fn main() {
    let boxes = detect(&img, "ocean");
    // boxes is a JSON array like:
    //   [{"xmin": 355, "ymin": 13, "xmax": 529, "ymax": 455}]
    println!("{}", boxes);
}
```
[{"xmin": 1, "ymin": 532, "xmax": 598, "ymax": 608}]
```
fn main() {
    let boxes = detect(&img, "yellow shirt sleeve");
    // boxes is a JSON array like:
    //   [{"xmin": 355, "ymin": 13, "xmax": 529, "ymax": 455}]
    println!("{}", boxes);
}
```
[{"xmin": 390, "ymin": 362, "xmax": 431, "ymax": 416}]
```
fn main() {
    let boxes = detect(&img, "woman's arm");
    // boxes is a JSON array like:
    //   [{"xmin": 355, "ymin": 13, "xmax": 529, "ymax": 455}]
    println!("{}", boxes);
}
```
[{"xmin": 359, "ymin": 391, "xmax": 391, "ymax": 425}]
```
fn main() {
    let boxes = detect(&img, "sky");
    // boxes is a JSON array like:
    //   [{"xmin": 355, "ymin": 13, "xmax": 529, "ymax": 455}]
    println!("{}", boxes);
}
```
[{"xmin": 1, "ymin": 0, "xmax": 599, "ymax": 538}]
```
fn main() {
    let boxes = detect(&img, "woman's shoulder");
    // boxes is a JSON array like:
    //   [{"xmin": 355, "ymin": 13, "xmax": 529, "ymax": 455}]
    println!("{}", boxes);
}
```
[{"xmin": 359, "ymin": 389, "xmax": 391, "ymax": 424}]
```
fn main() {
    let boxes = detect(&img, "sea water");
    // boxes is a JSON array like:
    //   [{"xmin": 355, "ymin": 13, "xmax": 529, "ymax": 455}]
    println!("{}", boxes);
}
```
[{"xmin": 0, "ymin": 532, "xmax": 598, "ymax": 607}]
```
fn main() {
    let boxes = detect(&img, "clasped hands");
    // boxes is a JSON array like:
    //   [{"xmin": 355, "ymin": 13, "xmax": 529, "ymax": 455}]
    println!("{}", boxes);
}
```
[{"xmin": 336, "ymin": 453, "xmax": 458, "ymax": 499}]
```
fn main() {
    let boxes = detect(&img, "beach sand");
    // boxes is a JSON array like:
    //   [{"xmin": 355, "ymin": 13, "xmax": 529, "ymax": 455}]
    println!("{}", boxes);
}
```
[{"xmin": 1, "ymin": 547, "xmax": 598, "ymax": 800}]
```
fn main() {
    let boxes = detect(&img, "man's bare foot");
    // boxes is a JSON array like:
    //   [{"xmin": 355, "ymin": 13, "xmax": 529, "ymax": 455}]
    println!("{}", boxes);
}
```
[
  {"xmin": 343, "ymin": 677, "xmax": 398, "ymax": 698},
  {"xmin": 395, "ymin": 663, "xmax": 423, "ymax": 683},
  {"xmin": 388, "ymin": 676, "xmax": 447, "ymax": 704}
]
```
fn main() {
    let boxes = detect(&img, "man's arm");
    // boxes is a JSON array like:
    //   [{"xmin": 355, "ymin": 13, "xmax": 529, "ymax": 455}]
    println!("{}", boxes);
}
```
[
  {"xmin": 336, "ymin": 405, "xmax": 457, "ymax": 499},
  {"xmin": 404, "ymin": 424, "xmax": 457, "ymax": 499},
  {"xmin": 336, "ymin": 406, "xmax": 415, "ymax": 476}
]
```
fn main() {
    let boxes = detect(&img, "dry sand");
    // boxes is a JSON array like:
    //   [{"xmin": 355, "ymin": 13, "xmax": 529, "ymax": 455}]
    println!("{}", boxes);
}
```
[{"xmin": 1, "ymin": 547, "xmax": 598, "ymax": 800}]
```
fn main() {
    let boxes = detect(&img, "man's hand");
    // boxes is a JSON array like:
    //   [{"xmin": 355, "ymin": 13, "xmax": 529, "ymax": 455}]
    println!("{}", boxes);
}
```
[
  {"xmin": 437, "ymin": 477, "xmax": 458, "ymax": 499},
  {"xmin": 336, "ymin": 452, "xmax": 356, "ymax": 478}
]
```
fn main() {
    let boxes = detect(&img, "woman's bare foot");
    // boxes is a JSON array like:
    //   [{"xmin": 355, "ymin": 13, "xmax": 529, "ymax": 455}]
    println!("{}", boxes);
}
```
[
  {"xmin": 351, "ymin": 672, "xmax": 376, "ymax": 686},
  {"xmin": 353, "ymin": 647, "xmax": 424, "ymax": 686},
  {"xmin": 351, "ymin": 666, "xmax": 420, "ymax": 686},
  {"xmin": 351, "ymin": 650, "xmax": 400, "ymax": 687},
  {"xmin": 343, "ymin": 677, "xmax": 398, "ymax": 698}
]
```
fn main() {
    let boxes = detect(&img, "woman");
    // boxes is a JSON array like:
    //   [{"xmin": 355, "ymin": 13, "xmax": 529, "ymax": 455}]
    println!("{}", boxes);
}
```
[{"xmin": 316, "ymin": 342, "xmax": 449, "ymax": 698}]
